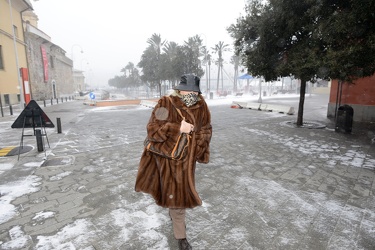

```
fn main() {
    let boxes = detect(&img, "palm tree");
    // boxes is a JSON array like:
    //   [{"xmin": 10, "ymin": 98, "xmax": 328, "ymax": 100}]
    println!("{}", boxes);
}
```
[
  {"xmin": 147, "ymin": 33, "xmax": 166, "ymax": 59},
  {"xmin": 163, "ymin": 41, "xmax": 179, "ymax": 88},
  {"xmin": 231, "ymin": 55, "xmax": 240, "ymax": 93},
  {"xmin": 147, "ymin": 33, "xmax": 167, "ymax": 96},
  {"xmin": 212, "ymin": 41, "xmax": 230, "ymax": 93},
  {"xmin": 207, "ymin": 53, "xmax": 212, "ymax": 94},
  {"xmin": 184, "ymin": 35, "xmax": 204, "ymax": 75},
  {"xmin": 201, "ymin": 46, "xmax": 211, "ymax": 95},
  {"xmin": 121, "ymin": 62, "xmax": 135, "ymax": 77}
]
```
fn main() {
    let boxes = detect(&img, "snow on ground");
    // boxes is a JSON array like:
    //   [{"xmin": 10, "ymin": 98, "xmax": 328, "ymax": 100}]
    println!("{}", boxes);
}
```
[
  {"xmin": 0, "ymin": 175, "xmax": 42, "ymax": 224},
  {"xmin": 2, "ymin": 93, "xmax": 371, "ymax": 249},
  {"xmin": 242, "ymin": 127, "xmax": 375, "ymax": 170}
]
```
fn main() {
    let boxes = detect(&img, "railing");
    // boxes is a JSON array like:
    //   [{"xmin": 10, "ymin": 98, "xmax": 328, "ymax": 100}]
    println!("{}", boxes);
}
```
[{"xmin": 0, "ymin": 96, "xmax": 76, "ymax": 118}]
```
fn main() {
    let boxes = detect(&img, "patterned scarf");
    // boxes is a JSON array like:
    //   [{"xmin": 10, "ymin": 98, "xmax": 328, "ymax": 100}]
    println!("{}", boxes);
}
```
[{"xmin": 181, "ymin": 93, "xmax": 199, "ymax": 107}]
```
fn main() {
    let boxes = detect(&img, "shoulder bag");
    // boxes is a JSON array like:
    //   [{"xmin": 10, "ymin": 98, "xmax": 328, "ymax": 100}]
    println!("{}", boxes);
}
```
[{"xmin": 144, "ymin": 97, "xmax": 191, "ymax": 160}]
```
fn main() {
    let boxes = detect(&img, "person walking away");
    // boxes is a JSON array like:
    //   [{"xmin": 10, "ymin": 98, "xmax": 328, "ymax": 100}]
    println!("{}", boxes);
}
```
[{"xmin": 135, "ymin": 74, "xmax": 212, "ymax": 249}]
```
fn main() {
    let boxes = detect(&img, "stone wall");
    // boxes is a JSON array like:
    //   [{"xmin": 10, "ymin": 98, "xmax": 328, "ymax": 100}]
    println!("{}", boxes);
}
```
[{"xmin": 25, "ymin": 28, "xmax": 74, "ymax": 101}]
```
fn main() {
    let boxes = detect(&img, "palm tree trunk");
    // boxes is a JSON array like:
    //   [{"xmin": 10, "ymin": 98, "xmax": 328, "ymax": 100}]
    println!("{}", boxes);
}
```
[
  {"xmin": 221, "ymin": 66, "xmax": 224, "ymax": 91},
  {"xmin": 208, "ymin": 65, "xmax": 211, "ymax": 93},
  {"xmin": 216, "ymin": 65, "xmax": 220, "ymax": 93}
]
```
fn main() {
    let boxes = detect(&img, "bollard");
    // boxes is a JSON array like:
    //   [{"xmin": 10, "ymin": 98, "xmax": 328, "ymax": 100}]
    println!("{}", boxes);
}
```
[
  {"xmin": 51, "ymin": 98, "xmax": 53, "ymax": 105},
  {"xmin": 57, "ymin": 117, "xmax": 62, "ymax": 134},
  {"xmin": 0, "ymin": 95, "xmax": 3, "ymax": 117},
  {"xmin": 9, "ymin": 105, "xmax": 13, "ymax": 115},
  {"xmin": 43, "ymin": 100, "xmax": 46, "ymax": 107},
  {"xmin": 65, "ymin": 97, "xmax": 68, "ymax": 102},
  {"xmin": 35, "ymin": 129, "xmax": 44, "ymax": 152},
  {"xmin": 57, "ymin": 98, "xmax": 59, "ymax": 104},
  {"xmin": 61, "ymin": 97, "xmax": 63, "ymax": 103}
]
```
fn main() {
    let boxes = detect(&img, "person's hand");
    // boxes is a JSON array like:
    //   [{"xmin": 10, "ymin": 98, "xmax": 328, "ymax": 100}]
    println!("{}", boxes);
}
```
[{"xmin": 180, "ymin": 120, "xmax": 194, "ymax": 134}]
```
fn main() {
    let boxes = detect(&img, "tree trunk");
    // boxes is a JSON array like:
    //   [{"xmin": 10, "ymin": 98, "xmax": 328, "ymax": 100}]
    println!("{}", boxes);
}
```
[
  {"xmin": 296, "ymin": 79, "xmax": 306, "ymax": 126},
  {"xmin": 221, "ymin": 67, "xmax": 224, "ymax": 91},
  {"xmin": 158, "ymin": 81, "xmax": 162, "ymax": 97},
  {"xmin": 234, "ymin": 68, "xmax": 238, "ymax": 92}
]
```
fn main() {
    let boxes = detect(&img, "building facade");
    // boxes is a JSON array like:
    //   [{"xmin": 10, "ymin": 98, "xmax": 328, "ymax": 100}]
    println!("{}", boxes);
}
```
[
  {"xmin": 328, "ymin": 75, "xmax": 375, "ymax": 122},
  {"xmin": 23, "ymin": 11, "xmax": 75, "ymax": 100},
  {"xmin": 0, "ymin": 0, "xmax": 33, "ymax": 105}
]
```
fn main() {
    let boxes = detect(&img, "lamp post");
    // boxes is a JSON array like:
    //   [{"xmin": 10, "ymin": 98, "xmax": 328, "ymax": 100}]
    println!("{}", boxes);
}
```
[
  {"xmin": 80, "ymin": 58, "xmax": 89, "ymax": 71},
  {"xmin": 70, "ymin": 44, "xmax": 83, "ymax": 68},
  {"xmin": 258, "ymin": 78, "xmax": 263, "ymax": 103},
  {"xmin": 199, "ymin": 33, "xmax": 209, "ymax": 98},
  {"xmin": 80, "ymin": 58, "xmax": 89, "ymax": 92}
]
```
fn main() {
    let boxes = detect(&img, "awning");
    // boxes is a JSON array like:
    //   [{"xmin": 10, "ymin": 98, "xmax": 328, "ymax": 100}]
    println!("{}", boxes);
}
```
[{"xmin": 238, "ymin": 73, "xmax": 253, "ymax": 79}]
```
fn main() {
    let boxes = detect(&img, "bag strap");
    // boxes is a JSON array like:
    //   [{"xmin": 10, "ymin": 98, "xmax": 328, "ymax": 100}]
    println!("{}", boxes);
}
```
[{"xmin": 168, "ymin": 96, "xmax": 185, "ymax": 121}]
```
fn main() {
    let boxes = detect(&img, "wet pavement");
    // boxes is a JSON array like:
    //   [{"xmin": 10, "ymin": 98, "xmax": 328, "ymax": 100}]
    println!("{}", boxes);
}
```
[{"xmin": 0, "ymin": 94, "xmax": 375, "ymax": 249}]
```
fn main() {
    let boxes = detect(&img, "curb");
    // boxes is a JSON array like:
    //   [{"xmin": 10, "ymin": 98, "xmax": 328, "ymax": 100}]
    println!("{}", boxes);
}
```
[{"xmin": 232, "ymin": 101, "xmax": 295, "ymax": 115}]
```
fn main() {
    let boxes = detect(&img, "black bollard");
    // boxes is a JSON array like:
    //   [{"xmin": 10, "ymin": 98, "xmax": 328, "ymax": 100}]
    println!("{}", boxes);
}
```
[
  {"xmin": 36, "ymin": 129, "xmax": 44, "ymax": 152},
  {"xmin": 0, "ymin": 95, "xmax": 3, "ymax": 117},
  {"xmin": 9, "ymin": 105, "xmax": 13, "ymax": 115},
  {"xmin": 51, "ymin": 98, "xmax": 53, "ymax": 105},
  {"xmin": 57, "ymin": 117, "xmax": 62, "ymax": 134},
  {"xmin": 57, "ymin": 98, "xmax": 59, "ymax": 104}
]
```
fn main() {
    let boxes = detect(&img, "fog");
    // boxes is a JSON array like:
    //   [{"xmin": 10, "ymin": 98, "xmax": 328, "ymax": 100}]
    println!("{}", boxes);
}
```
[{"xmin": 31, "ymin": 0, "xmax": 246, "ymax": 88}]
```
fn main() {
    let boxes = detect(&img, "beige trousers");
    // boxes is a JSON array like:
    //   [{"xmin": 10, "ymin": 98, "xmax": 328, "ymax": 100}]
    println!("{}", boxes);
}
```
[{"xmin": 169, "ymin": 208, "xmax": 186, "ymax": 239}]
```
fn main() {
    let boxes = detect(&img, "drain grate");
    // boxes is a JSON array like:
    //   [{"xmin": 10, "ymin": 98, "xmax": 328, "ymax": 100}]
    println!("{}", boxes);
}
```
[{"xmin": 41, "ymin": 155, "xmax": 75, "ymax": 167}]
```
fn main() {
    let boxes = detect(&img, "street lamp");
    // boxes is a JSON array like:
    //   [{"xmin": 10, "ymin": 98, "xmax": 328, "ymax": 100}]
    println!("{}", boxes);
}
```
[
  {"xmin": 70, "ymin": 44, "xmax": 83, "ymax": 68},
  {"xmin": 80, "ymin": 58, "xmax": 89, "ymax": 71},
  {"xmin": 80, "ymin": 59, "xmax": 89, "ymax": 92},
  {"xmin": 199, "ymin": 33, "xmax": 209, "ymax": 98},
  {"xmin": 258, "ymin": 78, "xmax": 263, "ymax": 103}
]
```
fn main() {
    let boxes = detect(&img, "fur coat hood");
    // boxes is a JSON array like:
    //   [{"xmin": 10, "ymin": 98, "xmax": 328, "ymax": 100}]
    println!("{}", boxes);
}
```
[{"xmin": 135, "ymin": 93, "xmax": 212, "ymax": 208}]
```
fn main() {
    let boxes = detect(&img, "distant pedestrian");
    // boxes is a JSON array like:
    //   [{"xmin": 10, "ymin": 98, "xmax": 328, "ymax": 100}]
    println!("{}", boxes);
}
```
[{"xmin": 135, "ymin": 74, "xmax": 212, "ymax": 250}]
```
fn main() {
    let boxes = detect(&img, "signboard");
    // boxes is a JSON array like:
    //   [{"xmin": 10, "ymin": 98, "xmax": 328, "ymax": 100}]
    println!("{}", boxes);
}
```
[
  {"xmin": 89, "ymin": 92, "xmax": 95, "ymax": 100},
  {"xmin": 40, "ymin": 45, "xmax": 49, "ymax": 83},
  {"xmin": 11, "ymin": 100, "xmax": 54, "ymax": 129}
]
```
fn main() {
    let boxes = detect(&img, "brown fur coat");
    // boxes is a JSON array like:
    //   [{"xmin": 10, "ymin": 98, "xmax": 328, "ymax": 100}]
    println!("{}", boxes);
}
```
[{"xmin": 135, "ymin": 93, "xmax": 212, "ymax": 208}]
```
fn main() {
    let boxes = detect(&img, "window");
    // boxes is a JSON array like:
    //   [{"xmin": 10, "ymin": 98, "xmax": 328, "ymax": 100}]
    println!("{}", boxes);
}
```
[
  {"xmin": 5, "ymin": 94, "xmax": 10, "ymax": 105},
  {"xmin": 50, "ymin": 55, "xmax": 54, "ymax": 68},
  {"xmin": 0, "ymin": 45, "xmax": 4, "ymax": 69},
  {"xmin": 13, "ymin": 25, "xmax": 19, "ymax": 38}
]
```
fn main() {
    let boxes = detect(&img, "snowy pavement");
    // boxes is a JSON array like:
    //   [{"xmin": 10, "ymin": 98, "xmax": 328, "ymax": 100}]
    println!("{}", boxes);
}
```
[{"xmin": 0, "ymin": 94, "xmax": 375, "ymax": 249}]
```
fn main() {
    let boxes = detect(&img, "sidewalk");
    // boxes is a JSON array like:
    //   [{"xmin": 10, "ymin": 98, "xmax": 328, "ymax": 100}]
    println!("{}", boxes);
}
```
[{"xmin": 0, "ymin": 95, "xmax": 374, "ymax": 249}]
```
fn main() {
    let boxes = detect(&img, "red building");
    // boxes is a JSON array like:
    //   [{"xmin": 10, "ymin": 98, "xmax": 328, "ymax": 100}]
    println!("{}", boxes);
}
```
[{"xmin": 328, "ymin": 74, "xmax": 375, "ymax": 122}]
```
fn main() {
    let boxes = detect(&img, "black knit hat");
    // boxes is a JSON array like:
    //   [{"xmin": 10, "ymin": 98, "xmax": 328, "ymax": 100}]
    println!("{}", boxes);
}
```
[{"xmin": 174, "ymin": 74, "xmax": 201, "ymax": 94}]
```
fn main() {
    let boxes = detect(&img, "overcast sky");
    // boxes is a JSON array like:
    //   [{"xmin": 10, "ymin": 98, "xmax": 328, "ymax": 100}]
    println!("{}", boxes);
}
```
[{"xmin": 31, "ymin": 0, "xmax": 246, "ymax": 88}]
